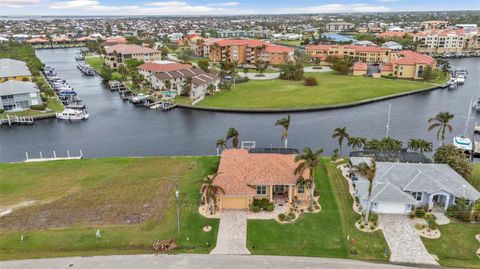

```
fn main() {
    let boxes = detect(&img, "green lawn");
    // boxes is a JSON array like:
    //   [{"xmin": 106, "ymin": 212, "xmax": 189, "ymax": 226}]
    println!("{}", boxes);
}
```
[
  {"xmin": 273, "ymin": 40, "xmax": 303, "ymax": 46},
  {"xmin": 0, "ymin": 157, "xmax": 220, "ymax": 260},
  {"xmin": 469, "ymin": 163, "xmax": 480, "ymax": 191},
  {"xmin": 86, "ymin": 56, "xmax": 122, "ymax": 81},
  {"xmin": 247, "ymin": 160, "xmax": 389, "ymax": 261},
  {"xmin": 422, "ymin": 220, "xmax": 479, "ymax": 268},
  {"xmin": 197, "ymin": 72, "xmax": 443, "ymax": 109}
]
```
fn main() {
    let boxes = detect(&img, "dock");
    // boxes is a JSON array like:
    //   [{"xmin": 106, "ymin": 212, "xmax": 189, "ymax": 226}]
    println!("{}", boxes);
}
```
[
  {"xmin": 475, "ymin": 123, "xmax": 480, "ymax": 134},
  {"xmin": 474, "ymin": 141, "xmax": 480, "ymax": 157},
  {"xmin": 108, "ymin": 80, "xmax": 127, "ymax": 91},
  {"xmin": 0, "ymin": 115, "xmax": 34, "ymax": 126},
  {"xmin": 24, "ymin": 150, "xmax": 83, "ymax": 162}
]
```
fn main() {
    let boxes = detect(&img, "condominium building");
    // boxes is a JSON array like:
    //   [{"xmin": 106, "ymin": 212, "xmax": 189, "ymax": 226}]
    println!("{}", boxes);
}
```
[
  {"xmin": 414, "ymin": 29, "xmax": 466, "ymax": 55},
  {"xmin": 325, "ymin": 22, "xmax": 355, "ymax": 32},
  {"xmin": 421, "ymin": 20, "xmax": 448, "ymax": 30},
  {"xmin": 305, "ymin": 44, "xmax": 391, "ymax": 63},
  {"xmin": 104, "ymin": 44, "xmax": 162, "ymax": 68}
]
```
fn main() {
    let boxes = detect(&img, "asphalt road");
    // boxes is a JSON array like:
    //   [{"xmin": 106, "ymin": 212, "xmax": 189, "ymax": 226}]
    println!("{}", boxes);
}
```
[{"xmin": 0, "ymin": 254, "xmax": 437, "ymax": 269}]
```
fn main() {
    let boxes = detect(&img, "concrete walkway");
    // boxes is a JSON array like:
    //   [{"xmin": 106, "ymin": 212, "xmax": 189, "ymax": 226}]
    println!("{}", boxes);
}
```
[
  {"xmin": 238, "ymin": 72, "xmax": 279, "ymax": 80},
  {"xmin": 210, "ymin": 210, "xmax": 250, "ymax": 255},
  {"xmin": 379, "ymin": 214, "xmax": 438, "ymax": 266}
]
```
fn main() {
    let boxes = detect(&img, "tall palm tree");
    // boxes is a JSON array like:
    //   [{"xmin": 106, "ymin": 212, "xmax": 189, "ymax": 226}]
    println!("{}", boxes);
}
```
[
  {"xmin": 428, "ymin": 112, "xmax": 454, "ymax": 145},
  {"xmin": 296, "ymin": 176, "xmax": 311, "ymax": 203},
  {"xmin": 182, "ymin": 77, "xmax": 192, "ymax": 98},
  {"xmin": 407, "ymin": 139, "xmax": 420, "ymax": 152},
  {"xmin": 332, "ymin": 127, "xmax": 350, "ymax": 156},
  {"xmin": 353, "ymin": 160, "xmax": 377, "ymax": 225},
  {"xmin": 202, "ymin": 173, "xmax": 225, "ymax": 215},
  {"xmin": 275, "ymin": 115, "xmax": 291, "ymax": 148},
  {"xmin": 226, "ymin": 128, "xmax": 239, "ymax": 148},
  {"xmin": 417, "ymin": 139, "xmax": 433, "ymax": 153},
  {"xmin": 348, "ymin": 137, "xmax": 367, "ymax": 150},
  {"xmin": 294, "ymin": 147, "xmax": 323, "ymax": 209}
]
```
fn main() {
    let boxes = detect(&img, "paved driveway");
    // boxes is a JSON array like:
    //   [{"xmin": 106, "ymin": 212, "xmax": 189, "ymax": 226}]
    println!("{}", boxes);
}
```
[
  {"xmin": 210, "ymin": 210, "xmax": 250, "ymax": 255},
  {"xmin": 379, "ymin": 214, "xmax": 438, "ymax": 265}
]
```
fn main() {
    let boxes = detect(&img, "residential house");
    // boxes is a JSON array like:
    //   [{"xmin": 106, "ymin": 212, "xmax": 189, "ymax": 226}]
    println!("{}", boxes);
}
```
[
  {"xmin": 138, "ymin": 62, "xmax": 220, "ymax": 99},
  {"xmin": 0, "ymin": 80, "xmax": 42, "ymax": 111},
  {"xmin": 376, "ymin": 31, "xmax": 413, "ymax": 40},
  {"xmin": 352, "ymin": 62, "xmax": 368, "ymax": 76},
  {"xmin": 212, "ymin": 148, "xmax": 309, "ymax": 210},
  {"xmin": 0, "ymin": 59, "xmax": 32, "ymax": 82},
  {"xmin": 390, "ymin": 50, "xmax": 437, "ymax": 79},
  {"xmin": 350, "ymin": 157, "xmax": 480, "ymax": 214},
  {"xmin": 104, "ymin": 44, "xmax": 161, "ymax": 68},
  {"xmin": 103, "ymin": 36, "xmax": 127, "ymax": 46},
  {"xmin": 26, "ymin": 37, "xmax": 49, "ymax": 46},
  {"xmin": 325, "ymin": 22, "xmax": 355, "ymax": 32}
]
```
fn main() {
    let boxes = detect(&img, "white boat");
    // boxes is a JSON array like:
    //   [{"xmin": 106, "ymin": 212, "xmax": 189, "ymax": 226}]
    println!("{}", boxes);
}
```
[
  {"xmin": 56, "ymin": 109, "xmax": 89, "ymax": 120},
  {"xmin": 131, "ymin": 94, "xmax": 148, "ymax": 103},
  {"xmin": 456, "ymin": 75, "xmax": 465, "ymax": 84},
  {"xmin": 453, "ymin": 135, "xmax": 473, "ymax": 152}
]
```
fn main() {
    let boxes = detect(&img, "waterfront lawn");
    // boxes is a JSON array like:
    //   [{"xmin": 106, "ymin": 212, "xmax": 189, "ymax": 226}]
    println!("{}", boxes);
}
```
[
  {"xmin": 86, "ymin": 56, "xmax": 122, "ymax": 81},
  {"xmin": 422, "ymin": 220, "xmax": 480, "ymax": 269},
  {"xmin": 247, "ymin": 160, "xmax": 389, "ymax": 261},
  {"xmin": 0, "ymin": 156, "xmax": 220, "ymax": 260},
  {"xmin": 469, "ymin": 163, "xmax": 480, "ymax": 191},
  {"xmin": 197, "ymin": 72, "xmax": 442, "ymax": 109}
]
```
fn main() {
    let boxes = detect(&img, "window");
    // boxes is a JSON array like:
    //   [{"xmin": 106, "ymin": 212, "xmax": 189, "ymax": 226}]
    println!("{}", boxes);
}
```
[
  {"xmin": 411, "ymin": 192, "xmax": 423, "ymax": 201},
  {"xmin": 297, "ymin": 185, "xmax": 305, "ymax": 194},
  {"xmin": 256, "ymin": 185, "xmax": 266, "ymax": 195}
]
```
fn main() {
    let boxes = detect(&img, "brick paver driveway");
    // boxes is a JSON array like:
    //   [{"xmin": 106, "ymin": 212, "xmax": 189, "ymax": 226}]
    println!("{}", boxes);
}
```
[
  {"xmin": 379, "ymin": 214, "xmax": 438, "ymax": 265},
  {"xmin": 210, "ymin": 210, "xmax": 250, "ymax": 255}
]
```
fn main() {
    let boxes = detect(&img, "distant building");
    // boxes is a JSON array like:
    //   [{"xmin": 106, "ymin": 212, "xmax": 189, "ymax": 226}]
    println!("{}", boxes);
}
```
[
  {"xmin": 413, "ymin": 29, "xmax": 467, "ymax": 55},
  {"xmin": 103, "ymin": 36, "xmax": 127, "ymax": 46},
  {"xmin": 376, "ymin": 32, "xmax": 413, "ymax": 40},
  {"xmin": 0, "ymin": 81, "xmax": 42, "ymax": 111},
  {"xmin": 0, "ymin": 59, "xmax": 32, "ymax": 82},
  {"xmin": 421, "ymin": 20, "xmax": 448, "ymax": 30},
  {"xmin": 382, "ymin": 41, "xmax": 403, "ymax": 51},
  {"xmin": 354, "ymin": 40, "xmax": 377, "ymax": 47},
  {"xmin": 320, "ymin": 33, "xmax": 356, "ymax": 43},
  {"xmin": 104, "ymin": 44, "xmax": 161, "ymax": 68},
  {"xmin": 325, "ymin": 22, "xmax": 355, "ymax": 32}
]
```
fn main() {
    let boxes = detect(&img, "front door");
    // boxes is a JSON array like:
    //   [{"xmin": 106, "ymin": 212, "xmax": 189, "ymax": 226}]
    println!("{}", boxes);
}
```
[{"xmin": 274, "ymin": 185, "xmax": 284, "ymax": 194}]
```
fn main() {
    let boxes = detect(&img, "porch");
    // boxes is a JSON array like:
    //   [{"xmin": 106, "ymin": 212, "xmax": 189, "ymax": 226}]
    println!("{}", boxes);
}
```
[{"xmin": 427, "ymin": 192, "xmax": 451, "ymax": 211}]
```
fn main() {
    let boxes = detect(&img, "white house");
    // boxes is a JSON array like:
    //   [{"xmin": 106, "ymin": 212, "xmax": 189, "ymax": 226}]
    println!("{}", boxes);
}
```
[
  {"xmin": 0, "ymin": 81, "xmax": 42, "ymax": 111},
  {"xmin": 350, "ymin": 157, "xmax": 480, "ymax": 214}
]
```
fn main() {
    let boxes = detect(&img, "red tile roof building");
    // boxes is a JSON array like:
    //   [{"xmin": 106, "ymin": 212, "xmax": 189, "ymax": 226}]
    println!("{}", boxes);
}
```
[
  {"xmin": 305, "ymin": 44, "xmax": 391, "ymax": 63},
  {"xmin": 105, "ymin": 44, "xmax": 161, "ymax": 68},
  {"xmin": 103, "ymin": 36, "xmax": 127, "ymax": 46},
  {"xmin": 412, "ymin": 28, "xmax": 480, "ymax": 55}
]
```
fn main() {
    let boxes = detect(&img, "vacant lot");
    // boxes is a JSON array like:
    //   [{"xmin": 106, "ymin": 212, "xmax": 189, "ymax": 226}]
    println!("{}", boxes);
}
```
[
  {"xmin": 0, "ymin": 157, "xmax": 220, "ymax": 260},
  {"xmin": 197, "ymin": 72, "xmax": 443, "ymax": 109},
  {"xmin": 247, "ymin": 160, "xmax": 389, "ymax": 261}
]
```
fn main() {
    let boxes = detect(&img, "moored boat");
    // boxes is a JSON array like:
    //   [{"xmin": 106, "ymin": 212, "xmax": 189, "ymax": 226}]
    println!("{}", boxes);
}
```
[{"xmin": 56, "ymin": 109, "xmax": 89, "ymax": 120}]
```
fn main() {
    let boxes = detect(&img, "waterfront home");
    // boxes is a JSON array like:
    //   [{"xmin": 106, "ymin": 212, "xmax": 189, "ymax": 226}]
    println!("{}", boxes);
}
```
[
  {"xmin": 325, "ymin": 22, "xmax": 355, "ymax": 32},
  {"xmin": 212, "ymin": 148, "xmax": 309, "ymax": 210},
  {"xmin": 350, "ymin": 157, "xmax": 480, "ymax": 214},
  {"xmin": 0, "ymin": 59, "xmax": 32, "ymax": 82},
  {"xmin": 138, "ymin": 62, "xmax": 220, "ymax": 99},
  {"xmin": 305, "ymin": 44, "xmax": 391, "ymax": 63},
  {"xmin": 208, "ymin": 39, "xmax": 294, "ymax": 65},
  {"xmin": 0, "ymin": 80, "xmax": 42, "ymax": 111},
  {"xmin": 390, "ymin": 50, "xmax": 437, "ymax": 79},
  {"xmin": 104, "ymin": 44, "xmax": 161, "ymax": 68}
]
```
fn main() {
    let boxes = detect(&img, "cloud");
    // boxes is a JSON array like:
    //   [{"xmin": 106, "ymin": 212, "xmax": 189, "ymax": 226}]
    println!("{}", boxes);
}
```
[
  {"xmin": 378, "ymin": 0, "xmax": 401, "ymax": 2},
  {"xmin": 274, "ymin": 3, "xmax": 390, "ymax": 14},
  {"xmin": 1, "ymin": 0, "xmax": 42, "ymax": 8},
  {"xmin": 207, "ymin": 1, "xmax": 240, "ymax": 6},
  {"xmin": 144, "ymin": 1, "xmax": 188, "ymax": 7},
  {"xmin": 49, "ymin": 0, "xmax": 100, "ymax": 9}
]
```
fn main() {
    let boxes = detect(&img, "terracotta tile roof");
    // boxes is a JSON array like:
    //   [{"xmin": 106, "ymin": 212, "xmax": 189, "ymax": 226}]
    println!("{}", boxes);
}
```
[
  {"xmin": 27, "ymin": 37, "xmax": 48, "ymax": 43},
  {"xmin": 307, "ymin": 44, "xmax": 389, "ymax": 53},
  {"xmin": 353, "ymin": 62, "xmax": 368, "ymax": 71},
  {"xmin": 213, "ymin": 149, "xmax": 308, "ymax": 196},
  {"xmin": 186, "ymin": 34, "xmax": 200, "ymax": 40},
  {"xmin": 214, "ymin": 39, "xmax": 265, "ymax": 47},
  {"xmin": 138, "ymin": 62, "xmax": 192, "ymax": 73},
  {"xmin": 377, "ymin": 32, "xmax": 413, "ymax": 38},
  {"xmin": 105, "ymin": 44, "xmax": 159, "ymax": 54},
  {"xmin": 381, "ymin": 63, "xmax": 393, "ymax": 71},
  {"xmin": 52, "ymin": 37, "xmax": 71, "ymax": 42},
  {"xmin": 104, "ymin": 36, "xmax": 127, "ymax": 44},
  {"xmin": 264, "ymin": 44, "xmax": 294, "ymax": 53},
  {"xmin": 306, "ymin": 44, "xmax": 337, "ymax": 51},
  {"xmin": 393, "ymin": 50, "xmax": 436, "ymax": 65}
]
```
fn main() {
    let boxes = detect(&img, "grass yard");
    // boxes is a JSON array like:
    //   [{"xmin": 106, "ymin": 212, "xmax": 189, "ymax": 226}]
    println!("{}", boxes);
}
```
[
  {"xmin": 422, "ymin": 221, "xmax": 480, "ymax": 268},
  {"xmin": 86, "ymin": 56, "xmax": 122, "ymax": 81},
  {"xmin": 273, "ymin": 40, "xmax": 303, "ymax": 46},
  {"xmin": 0, "ymin": 157, "xmax": 220, "ymax": 260},
  {"xmin": 197, "ymin": 72, "xmax": 443, "ymax": 109},
  {"xmin": 247, "ymin": 160, "xmax": 389, "ymax": 261},
  {"xmin": 469, "ymin": 163, "xmax": 480, "ymax": 191}
]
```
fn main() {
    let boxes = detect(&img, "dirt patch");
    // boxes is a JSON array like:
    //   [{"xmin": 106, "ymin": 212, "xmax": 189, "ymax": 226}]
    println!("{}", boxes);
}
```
[{"xmin": 0, "ymin": 201, "xmax": 36, "ymax": 217}]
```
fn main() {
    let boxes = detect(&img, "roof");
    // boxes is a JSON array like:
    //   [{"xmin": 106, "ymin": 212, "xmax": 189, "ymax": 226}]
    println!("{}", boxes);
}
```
[
  {"xmin": 213, "ymin": 149, "xmax": 308, "ymax": 196},
  {"xmin": 353, "ymin": 62, "xmax": 368, "ymax": 71},
  {"xmin": 354, "ymin": 161, "xmax": 480, "ymax": 204},
  {"xmin": 0, "ymin": 80, "xmax": 39, "ymax": 96},
  {"xmin": 151, "ymin": 67, "xmax": 219, "ymax": 85},
  {"xmin": 0, "ymin": 59, "xmax": 32, "ymax": 78},
  {"xmin": 192, "ymin": 73, "xmax": 219, "ymax": 86},
  {"xmin": 306, "ymin": 44, "xmax": 389, "ymax": 53},
  {"xmin": 392, "ymin": 50, "xmax": 436, "ymax": 65},
  {"xmin": 264, "ymin": 44, "xmax": 294, "ymax": 53},
  {"xmin": 138, "ymin": 62, "xmax": 191, "ymax": 73},
  {"xmin": 377, "ymin": 32, "xmax": 413, "ymax": 38},
  {"xmin": 105, "ymin": 44, "xmax": 159, "ymax": 55},
  {"xmin": 104, "ymin": 36, "xmax": 127, "ymax": 44},
  {"xmin": 381, "ymin": 63, "xmax": 393, "ymax": 71},
  {"xmin": 214, "ymin": 39, "xmax": 265, "ymax": 47},
  {"xmin": 26, "ymin": 37, "xmax": 48, "ymax": 43}
]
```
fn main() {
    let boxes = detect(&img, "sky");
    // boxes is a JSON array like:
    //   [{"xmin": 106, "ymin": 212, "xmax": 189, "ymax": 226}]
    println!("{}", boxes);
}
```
[{"xmin": 0, "ymin": 0, "xmax": 479, "ymax": 16}]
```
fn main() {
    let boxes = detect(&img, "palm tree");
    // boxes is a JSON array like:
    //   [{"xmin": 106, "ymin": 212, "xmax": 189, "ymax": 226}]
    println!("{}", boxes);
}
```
[
  {"xmin": 118, "ymin": 65, "xmax": 128, "ymax": 81},
  {"xmin": 296, "ymin": 176, "xmax": 311, "ymax": 204},
  {"xmin": 428, "ymin": 112, "xmax": 454, "ymax": 145},
  {"xmin": 348, "ymin": 137, "xmax": 367, "ymax": 150},
  {"xmin": 332, "ymin": 127, "xmax": 350, "ymax": 156},
  {"xmin": 182, "ymin": 77, "xmax": 193, "ymax": 98},
  {"xmin": 407, "ymin": 139, "xmax": 419, "ymax": 152},
  {"xmin": 164, "ymin": 80, "xmax": 171, "ymax": 90},
  {"xmin": 202, "ymin": 173, "xmax": 225, "ymax": 215},
  {"xmin": 226, "ymin": 127, "xmax": 239, "ymax": 148},
  {"xmin": 353, "ymin": 160, "xmax": 377, "ymax": 225},
  {"xmin": 294, "ymin": 147, "xmax": 323, "ymax": 209},
  {"xmin": 216, "ymin": 139, "xmax": 226, "ymax": 155},
  {"xmin": 417, "ymin": 139, "xmax": 433, "ymax": 153},
  {"xmin": 207, "ymin": 83, "xmax": 216, "ymax": 95},
  {"xmin": 275, "ymin": 115, "xmax": 291, "ymax": 148}
]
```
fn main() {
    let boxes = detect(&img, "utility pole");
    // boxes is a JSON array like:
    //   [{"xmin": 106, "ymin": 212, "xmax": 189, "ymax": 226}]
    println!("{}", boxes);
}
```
[
  {"xmin": 385, "ymin": 103, "xmax": 392, "ymax": 138},
  {"xmin": 174, "ymin": 176, "xmax": 180, "ymax": 233}
]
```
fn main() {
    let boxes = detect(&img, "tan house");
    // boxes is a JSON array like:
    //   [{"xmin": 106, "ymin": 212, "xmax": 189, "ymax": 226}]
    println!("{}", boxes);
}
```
[
  {"xmin": 212, "ymin": 149, "xmax": 309, "ymax": 210},
  {"xmin": 390, "ymin": 50, "xmax": 437, "ymax": 80},
  {"xmin": 105, "ymin": 44, "xmax": 162, "ymax": 68},
  {"xmin": 305, "ymin": 44, "xmax": 391, "ymax": 63}
]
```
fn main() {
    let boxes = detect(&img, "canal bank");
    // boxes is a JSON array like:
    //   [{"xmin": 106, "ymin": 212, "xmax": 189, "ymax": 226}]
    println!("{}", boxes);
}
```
[{"xmin": 0, "ymin": 48, "xmax": 479, "ymax": 162}]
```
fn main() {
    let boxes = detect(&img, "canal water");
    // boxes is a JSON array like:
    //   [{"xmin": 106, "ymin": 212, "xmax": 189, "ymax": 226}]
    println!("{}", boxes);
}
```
[{"xmin": 0, "ymin": 48, "xmax": 479, "ymax": 162}]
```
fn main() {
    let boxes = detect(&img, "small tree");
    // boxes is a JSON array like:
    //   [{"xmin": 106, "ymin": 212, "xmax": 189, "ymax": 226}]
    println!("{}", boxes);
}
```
[
  {"xmin": 304, "ymin": 76, "xmax": 318, "ymax": 86},
  {"xmin": 226, "ymin": 127, "xmax": 239, "ymax": 148},
  {"xmin": 198, "ymin": 59, "xmax": 209, "ymax": 72},
  {"xmin": 202, "ymin": 174, "xmax": 225, "ymax": 215}
]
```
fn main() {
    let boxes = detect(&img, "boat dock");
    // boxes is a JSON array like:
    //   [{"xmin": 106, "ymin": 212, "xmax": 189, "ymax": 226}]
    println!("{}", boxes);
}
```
[
  {"xmin": 24, "ymin": 150, "xmax": 83, "ymax": 162},
  {"xmin": 108, "ymin": 80, "xmax": 127, "ymax": 91},
  {"xmin": 0, "ymin": 115, "xmax": 34, "ymax": 126},
  {"xmin": 475, "ymin": 123, "xmax": 480, "ymax": 134},
  {"xmin": 473, "ymin": 141, "xmax": 480, "ymax": 157},
  {"xmin": 149, "ymin": 101, "xmax": 178, "ymax": 111}
]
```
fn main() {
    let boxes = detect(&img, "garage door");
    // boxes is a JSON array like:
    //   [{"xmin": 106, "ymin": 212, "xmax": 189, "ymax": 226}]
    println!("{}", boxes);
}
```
[
  {"xmin": 375, "ymin": 202, "xmax": 408, "ymax": 214},
  {"xmin": 222, "ymin": 197, "xmax": 248, "ymax": 209}
]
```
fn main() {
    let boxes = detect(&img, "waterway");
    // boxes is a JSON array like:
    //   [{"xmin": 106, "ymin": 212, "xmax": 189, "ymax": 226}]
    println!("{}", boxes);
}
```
[{"xmin": 0, "ymin": 48, "xmax": 479, "ymax": 162}]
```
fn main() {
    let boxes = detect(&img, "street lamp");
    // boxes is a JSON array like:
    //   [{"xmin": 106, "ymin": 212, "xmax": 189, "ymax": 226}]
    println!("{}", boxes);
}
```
[{"xmin": 175, "ymin": 179, "xmax": 180, "ymax": 233}]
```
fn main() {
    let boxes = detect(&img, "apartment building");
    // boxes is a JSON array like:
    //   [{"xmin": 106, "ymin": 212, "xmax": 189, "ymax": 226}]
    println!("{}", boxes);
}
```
[
  {"xmin": 208, "ymin": 39, "xmax": 294, "ymax": 65},
  {"xmin": 305, "ymin": 44, "xmax": 391, "ymax": 63},
  {"xmin": 421, "ymin": 20, "xmax": 448, "ymax": 30},
  {"xmin": 414, "ymin": 29, "xmax": 466, "ymax": 54},
  {"xmin": 325, "ymin": 22, "xmax": 355, "ymax": 32},
  {"xmin": 104, "ymin": 44, "xmax": 161, "ymax": 68}
]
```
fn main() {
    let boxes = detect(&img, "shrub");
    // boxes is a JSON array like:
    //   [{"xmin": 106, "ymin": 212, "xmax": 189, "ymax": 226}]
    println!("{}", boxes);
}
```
[
  {"xmin": 415, "ymin": 208, "xmax": 425, "ymax": 218},
  {"xmin": 303, "ymin": 76, "xmax": 318, "ymax": 86},
  {"xmin": 359, "ymin": 224, "xmax": 365, "ymax": 229},
  {"xmin": 430, "ymin": 222, "xmax": 438, "ymax": 230},
  {"xmin": 409, "ymin": 212, "xmax": 416, "ymax": 219},
  {"xmin": 251, "ymin": 205, "xmax": 261, "ymax": 213},
  {"xmin": 30, "ymin": 104, "xmax": 46, "ymax": 110},
  {"xmin": 0, "ymin": 109, "xmax": 4, "ymax": 114},
  {"xmin": 313, "ymin": 190, "xmax": 319, "ymax": 197},
  {"xmin": 369, "ymin": 212, "xmax": 379, "ymax": 222},
  {"xmin": 288, "ymin": 212, "xmax": 296, "ymax": 220},
  {"xmin": 415, "ymin": 223, "xmax": 424, "ymax": 230},
  {"xmin": 265, "ymin": 204, "xmax": 275, "ymax": 212},
  {"xmin": 278, "ymin": 213, "xmax": 286, "ymax": 221}
]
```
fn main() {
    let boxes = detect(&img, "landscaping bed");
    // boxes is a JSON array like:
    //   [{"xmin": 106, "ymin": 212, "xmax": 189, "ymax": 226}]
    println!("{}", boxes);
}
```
[{"xmin": 0, "ymin": 157, "xmax": 220, "ymax": 260}]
